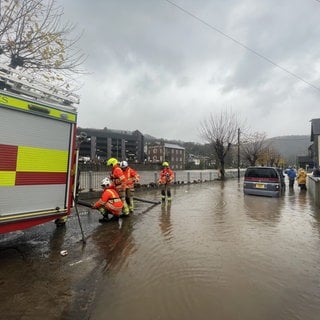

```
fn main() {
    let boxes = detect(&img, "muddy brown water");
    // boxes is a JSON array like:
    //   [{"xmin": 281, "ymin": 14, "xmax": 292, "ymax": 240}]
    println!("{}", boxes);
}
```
[{"xmin": 1, "ymin": 180, "xmax": 320, "ymax": 320}]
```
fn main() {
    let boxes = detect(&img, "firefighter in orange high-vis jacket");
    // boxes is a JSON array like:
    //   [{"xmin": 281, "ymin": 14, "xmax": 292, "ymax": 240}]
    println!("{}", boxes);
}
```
[
  {"xmin": 106, "ymin": 157, "xmax": 129, "ymax": 215},
  {"xmin": 92, "ymin": 177, "xmax": 124, "ymax": 223},
  {"xmin": 158, "ymin": 161, "xmax": 174, "ymax": 203},
  {"xmin": 120, "ymin": 160, "xmax": 140, "ymax": 213}
]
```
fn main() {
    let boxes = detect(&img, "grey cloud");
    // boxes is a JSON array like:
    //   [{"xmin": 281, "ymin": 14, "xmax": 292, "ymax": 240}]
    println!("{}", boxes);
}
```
[{"xmin": 58, "ymin": 0, "xmax": 320, "ymax": 142}]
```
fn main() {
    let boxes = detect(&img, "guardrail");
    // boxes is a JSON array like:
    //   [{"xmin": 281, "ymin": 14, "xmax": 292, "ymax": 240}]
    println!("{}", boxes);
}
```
[{"xmin": 78, "ymin": 169, "xmax": 246, "ymax": 192}]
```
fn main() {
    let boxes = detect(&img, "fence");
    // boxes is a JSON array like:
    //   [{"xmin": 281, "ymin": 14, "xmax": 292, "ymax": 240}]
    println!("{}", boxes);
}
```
[{"xmin": 78, "ymin": 169, "xmax": 245, "ymax": 192}]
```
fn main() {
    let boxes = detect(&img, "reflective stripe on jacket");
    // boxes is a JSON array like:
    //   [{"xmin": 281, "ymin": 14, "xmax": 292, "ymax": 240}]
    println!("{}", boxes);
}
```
[
  {"xmin": 123, "ymin": 167, "xmax": 140, "ymax": 189},
  {"xmin": 159, "ymin": 168, "xmax": 174, "ymax": 184},
  {"xmin": 93, "ymin": 188, "xmax": 123, "ymax": 215},
  {"xmin": 110, "ymin": 165, "xmax": 127, "ymax": 191}
]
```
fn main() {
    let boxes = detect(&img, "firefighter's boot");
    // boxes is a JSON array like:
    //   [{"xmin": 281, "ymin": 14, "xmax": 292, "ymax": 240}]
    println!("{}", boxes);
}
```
[
  {"xmin": 161, "ymin": 189, "xmax": 166, "ymax": 203},
  {"xmin": 122, "ymin": 201, "xmax": 130, "ymax": 216},
  {"xmin": 98, "ymin": 208, "xmax": 109, "ymax": 223},
  {"xmin": 99, "ymin": 214, "xmax": 113, "ymax": 223},
  {"xmin": 129, "ymin": 197, "xmax": 134, "ymax": 213}
]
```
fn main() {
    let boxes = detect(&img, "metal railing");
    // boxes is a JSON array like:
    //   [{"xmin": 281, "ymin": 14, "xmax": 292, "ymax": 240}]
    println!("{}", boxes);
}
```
[{"xmin": 78, "ymin": 169, "xmax": 245, "ymax": 192}]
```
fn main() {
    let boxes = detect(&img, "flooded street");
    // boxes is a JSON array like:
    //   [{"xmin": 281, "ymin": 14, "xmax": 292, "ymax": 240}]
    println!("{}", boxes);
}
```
[{"xmin": 1, "ymin": 179, "xmax": 320, "ymax": 320}]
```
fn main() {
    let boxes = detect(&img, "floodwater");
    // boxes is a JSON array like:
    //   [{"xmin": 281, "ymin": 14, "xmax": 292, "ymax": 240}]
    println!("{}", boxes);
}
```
[{"xmin": 1, "ymin": 179, "xmax": 320, "ymax": 320}]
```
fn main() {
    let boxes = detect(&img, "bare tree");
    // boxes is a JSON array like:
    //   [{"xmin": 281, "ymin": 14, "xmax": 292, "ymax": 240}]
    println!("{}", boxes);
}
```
[
  {"xmin": 259, "ymin": 147, "xmax": 284, "ymax": 167},
  {"xmin": 241, "ymin": 132, "xmax": 269, "ymax": 166},
  {"xmin": 200, "ymin": 109, "xmax": 242, "ymax": 180},
  {"xmin": 257, "ymin": 145, "xmax": 285, "ymax": 167},
  {"xmin": 0, "ymin": 0, "xmax": 86, "ymax": 78}
]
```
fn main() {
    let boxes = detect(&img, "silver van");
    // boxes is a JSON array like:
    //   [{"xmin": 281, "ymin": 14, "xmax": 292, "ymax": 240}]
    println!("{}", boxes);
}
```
[{"xmin": 243, "ymin": 166, "xmax": 283, "ymax": 197}]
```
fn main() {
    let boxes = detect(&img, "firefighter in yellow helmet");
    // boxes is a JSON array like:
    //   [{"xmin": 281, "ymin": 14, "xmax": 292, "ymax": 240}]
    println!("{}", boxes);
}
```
[
  {"xmin": 106, "ymin": 157, "xmax": 129, "ymax": 215},
  {"xmin": 158, "ymin": 161, "xmax": 174, "ymax": 203}
]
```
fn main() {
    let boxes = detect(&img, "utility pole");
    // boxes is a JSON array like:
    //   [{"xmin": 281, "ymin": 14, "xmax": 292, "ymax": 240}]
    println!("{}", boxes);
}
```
[{"xmin": 237, "ymin": 128, "xmax": 240, "ymax": 180}]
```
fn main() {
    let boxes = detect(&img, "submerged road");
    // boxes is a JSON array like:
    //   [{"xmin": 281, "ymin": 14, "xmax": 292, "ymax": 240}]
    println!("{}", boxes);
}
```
[{"xmin": 1, "ymin": 179, "xmax": 320, "ymax": 320}]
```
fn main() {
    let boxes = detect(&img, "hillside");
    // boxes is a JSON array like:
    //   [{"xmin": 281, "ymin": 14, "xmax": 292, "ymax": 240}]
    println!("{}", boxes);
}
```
[
  {"xmin": 268, "ymin": 135, "xmax": 311, "ymax": 164},
  {"xmin": 144, "ymin": 133, "xmax": 311, "ymax": 165}
]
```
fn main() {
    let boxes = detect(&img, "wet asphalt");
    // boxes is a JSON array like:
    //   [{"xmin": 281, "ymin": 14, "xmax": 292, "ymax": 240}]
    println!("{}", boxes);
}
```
[
  {"xmin": 0, "ymin": 188, "xmax": 161, "ymax": 320},
  {"xmin": 1, "ymin": 180, "xmax": 320, "ymax": 320}
]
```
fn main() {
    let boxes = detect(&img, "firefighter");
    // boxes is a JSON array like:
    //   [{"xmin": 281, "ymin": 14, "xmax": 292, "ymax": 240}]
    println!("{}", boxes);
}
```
[
  {"xmin": 158, "ymin": 161, "xmax": 174, "ymax": 202},
  {"xmin": 92, "ymin": 177, "xmax": 123, "ymax": 222},
  {"xmin": 120, "ymin": 160, "xmax": 140, "ymax": 213},
  {"xmin": 106, "ymin": 157, "xmax": 130, "ymax": 215}
]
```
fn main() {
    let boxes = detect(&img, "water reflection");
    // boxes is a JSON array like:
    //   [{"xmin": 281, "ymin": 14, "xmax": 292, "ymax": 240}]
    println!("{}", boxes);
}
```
[
  {"xmin": 243, "ymin": 195, "xmax": 283, "ymax": 224},
  {"xmin": 287, "ymin": 187, "xmax": 296, "ymax": 197},
  {"xmin": 88, "ymin": 181, "xmax": 320, "ymax": 320},
  {"xmin": 0, "ymin": 225, "xmax": 75, "ymax": 320},
  {"xmin": 91, "ymin": 218, "xmax": 136, "ymax": 273},
  {"xmin": 212, "ymin": 181, "xmax": 228, "ymax": 213},
  {"xmin": 296, "ymin": 191, "xmax": 307, "ymax": 208},
  {"xmin": 159, "ymin": 202, "xmax": 172, "ymax": 239},
  {"xmin": 48, "ymin": 225, "xmax": 67, "ymax": 259}
]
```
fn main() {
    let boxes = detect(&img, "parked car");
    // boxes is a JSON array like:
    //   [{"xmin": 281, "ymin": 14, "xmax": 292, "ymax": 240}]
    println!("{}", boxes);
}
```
[
  {"xmin": 276, "ymin": 168, "xmax": 286, "ymax": 189},
  {"xmin": 243, "ymin": 166, "xmax": 284, "ymax": 197}
]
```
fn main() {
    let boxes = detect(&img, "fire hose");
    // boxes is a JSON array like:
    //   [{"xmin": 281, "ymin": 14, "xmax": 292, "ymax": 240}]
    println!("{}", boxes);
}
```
[
  {"xmin": 133, "ymin": 197, "xmax": 161, "ymax": 205},
  {"xmin": 77, "ymin": 198, "xmax": 161, "ymax": 207}
]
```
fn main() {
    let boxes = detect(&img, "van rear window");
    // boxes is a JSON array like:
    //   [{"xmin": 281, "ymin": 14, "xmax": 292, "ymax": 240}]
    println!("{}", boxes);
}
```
[{"xmin": 245, "ymin": 168, "xmax": 278, "ymax": 179}]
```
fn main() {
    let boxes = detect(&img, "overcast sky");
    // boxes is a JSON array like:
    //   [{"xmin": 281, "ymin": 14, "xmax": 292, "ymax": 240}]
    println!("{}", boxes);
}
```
[{"xmin": 59, "ymin": 0, "xmax": 320, "ymax": 143}]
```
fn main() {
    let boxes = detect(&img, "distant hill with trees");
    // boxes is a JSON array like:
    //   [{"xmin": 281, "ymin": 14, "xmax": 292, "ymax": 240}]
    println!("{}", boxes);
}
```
[
  {"xmin": 145, "ymin": 133, "xmax": 311, "ymax": 167},
  {"xmin": 267, "ymin": 135, "xmax": 311, "ymax": 165}
]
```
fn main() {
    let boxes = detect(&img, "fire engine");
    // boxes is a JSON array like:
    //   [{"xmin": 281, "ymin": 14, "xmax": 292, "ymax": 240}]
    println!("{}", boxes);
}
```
[{"xmin": 0, "ymin": 65, "xmax": 80, "ymax": 234}]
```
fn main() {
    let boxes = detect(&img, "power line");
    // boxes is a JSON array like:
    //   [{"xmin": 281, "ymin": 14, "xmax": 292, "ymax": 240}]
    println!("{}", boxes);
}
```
[{"xmin": 164, "ymin": 0, "xmax": 320, "ymax": 93}]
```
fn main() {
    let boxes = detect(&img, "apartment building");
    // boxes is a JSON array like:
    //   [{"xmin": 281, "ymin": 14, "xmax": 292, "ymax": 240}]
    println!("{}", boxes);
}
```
[
  {"xmin": 77, "ymin": 127, "xmax": 145, "ymax": 163},
  {"xmin": 147, "ymin": 142, "xmax": 185, "ymax": 170}
]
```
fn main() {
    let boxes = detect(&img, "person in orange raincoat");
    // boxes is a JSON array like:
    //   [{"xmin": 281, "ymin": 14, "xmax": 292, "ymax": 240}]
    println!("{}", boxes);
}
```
[
  {"xmin": 120, "ymin": 160, "xmax": 140, "ymax": 213},
  {"xmin": 106, "ymin": 157, "xmax": 129, "ymax": 215},
  {"xmin": 158, "ymin": 161, "xmax": 174, "ymax": 202},
  {"xmin": 92, "ymin": 177, "xmax": 124, "ymax": 222}
]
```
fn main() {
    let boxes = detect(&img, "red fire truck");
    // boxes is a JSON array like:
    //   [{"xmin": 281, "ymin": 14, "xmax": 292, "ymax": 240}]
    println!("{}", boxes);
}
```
[{"xmin": 0, "ymin": 65, "xmax": 80, "ymax": 234}]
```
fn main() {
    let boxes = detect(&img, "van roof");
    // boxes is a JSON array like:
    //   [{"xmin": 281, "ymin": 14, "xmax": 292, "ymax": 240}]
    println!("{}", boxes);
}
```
[{"xmin": 245, "ymin": 167, "xmax": 280, "ymax": 179}]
